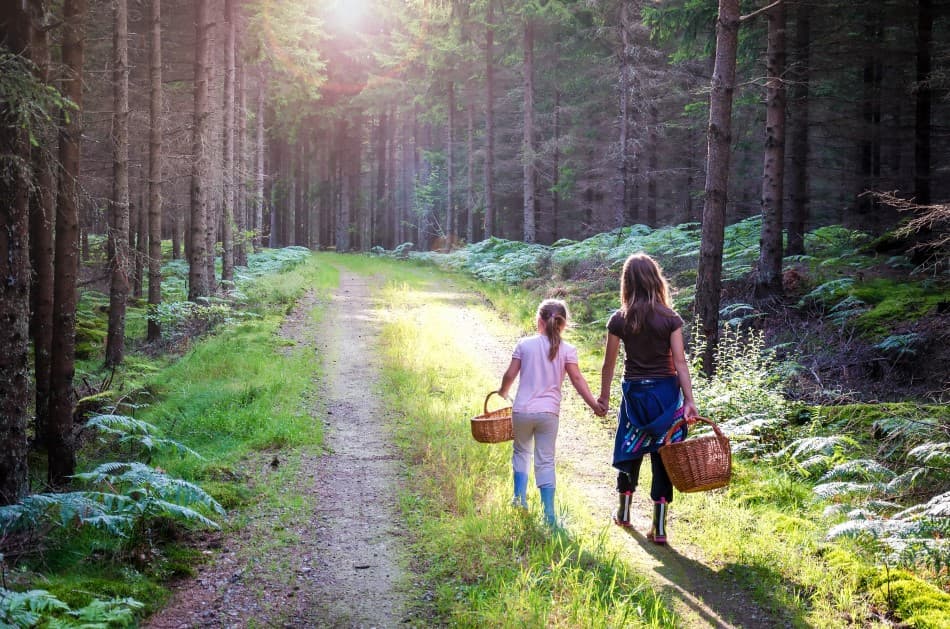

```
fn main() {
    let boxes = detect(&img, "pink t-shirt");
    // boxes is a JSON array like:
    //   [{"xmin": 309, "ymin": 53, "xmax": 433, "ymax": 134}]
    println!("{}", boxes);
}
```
[{"xmin": 511, "ymin": 335, "xmax": 579, "ymax": 415}]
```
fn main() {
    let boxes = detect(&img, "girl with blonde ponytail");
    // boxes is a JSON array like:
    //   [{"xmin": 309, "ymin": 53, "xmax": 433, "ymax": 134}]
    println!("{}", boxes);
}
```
[{"xmin": 498, "ymin": 299, "xmax": 605, "ymax": 527}]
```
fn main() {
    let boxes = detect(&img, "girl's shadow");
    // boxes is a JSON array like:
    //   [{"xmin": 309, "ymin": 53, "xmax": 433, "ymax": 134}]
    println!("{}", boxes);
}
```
[{"xmin": 617, "ymin": 525, "xmax": 800, "ymax": 628}]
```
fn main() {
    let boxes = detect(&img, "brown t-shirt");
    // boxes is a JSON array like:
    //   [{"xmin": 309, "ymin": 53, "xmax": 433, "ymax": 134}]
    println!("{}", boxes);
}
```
[{"xmin": 607, "ymin": 306, "xmax": 684, "ymax": 379}]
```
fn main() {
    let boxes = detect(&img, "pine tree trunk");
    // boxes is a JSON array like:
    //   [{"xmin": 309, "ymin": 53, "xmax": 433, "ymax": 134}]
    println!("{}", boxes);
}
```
[
  {"xmin": 376, "ymin": 110, "xmax": 388, "ymax": 248},
  {"xmin": 695, "ymin": 0, "xmax": 740, "ymax": 376},
  {"xmin": 615, "ymin": 0, "xmax": 631, "ymax": 229},
  {"xmin": 49, "ymin": 0, "xmax": 87, "ymax": 487},
  {"xmin": 466, "ymin": 89, "xmax": 475, "ymax": 244},
  {"xmin": 222, "ymin": 0, "xmax": 235, "ymax": 282},
  {"xmin": 135, "ymin": 188, "xmax": 147, "ymax": 299},
  {"xmin": 522, "ymin": 19, "xmax": 535, "ymax": 243},
  {"xmin": 914, "ymin": 0, "xmax": 932, "ymax": 206},
  {"xmin": 446, "ymin": 83, "xmax": 455, "ymax": 243},
  {"xmin": 755, "ymin": 1, "xmax": 787, "ymax": 302},
  {"xmin": 552, "ymin": 89, "xmax": 560, "ymax": 241},
  {"xmin": 387, "ymin": 106, "xmax": 397, "ymax": 248},
  {"xmin": 105, "ymin": 0, "xmax": 131, "ymax": 367},
  {"xmin": 204, "ymin": 13, "xmax": 219, "ymax": 289},
  {"xmin": 647, "ymin": 105, "xmax": 658, "ymax": 227},
  {"xmin": 254, "ymin": 72, "xmax": 265, "ymax": 252},
  {"xmin": 336, "ymin": 118, "xmax": 350, "ymax": 252},
  {"xmin": 786, "ymin": 2, "xmax": 810, "ymax": 257},
  {"xmin": 27, "ymin": 2, "xmax": 55, "ymax": 450},
  {"xmin": 189, "ymin": 0, "xmax": 211, "ymax": 300},
  {"xmin": 235, "ymin": 51, "xmax": 247, "ymax": 265},
  {"xmin": 483, "ymin": 0, "xmax": 495, "ymax": 238},
  {"xmin": 147, "ymin": 0, "xmax": 163, "ymax": 342},
  {"xmin": 0, "ymin": 5, "xmax": 32, "ymax": 504}
]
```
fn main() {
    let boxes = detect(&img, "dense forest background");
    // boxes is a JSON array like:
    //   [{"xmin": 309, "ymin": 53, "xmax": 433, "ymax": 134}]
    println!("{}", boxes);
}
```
[{"xmin": 2, "ymin": 0, "xmax": 949, "ymax": 526}]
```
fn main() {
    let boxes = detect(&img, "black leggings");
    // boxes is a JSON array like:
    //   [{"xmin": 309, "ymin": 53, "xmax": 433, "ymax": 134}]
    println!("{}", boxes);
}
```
[{"xmin": 616, "ymin": 453, "xmax": 673, "ymax": 502}]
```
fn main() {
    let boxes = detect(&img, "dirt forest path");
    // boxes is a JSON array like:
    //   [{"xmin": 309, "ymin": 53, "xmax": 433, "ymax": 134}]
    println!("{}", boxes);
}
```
[
  {"xmin": 145, "ymin": 267, "xmax": 783, "ymax": 628},
  {"xmin": 145, "ymin": 271, "xmax": 410, "ymax": 628}
]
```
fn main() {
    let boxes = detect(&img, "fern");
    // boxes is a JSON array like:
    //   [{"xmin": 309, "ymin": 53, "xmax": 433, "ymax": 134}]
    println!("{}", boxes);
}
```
[
  {"xmin": 826, "ymin": 518, "xmax": 918, "ymax": 541},
  {"xmin": 0, "ymin": 587, "xmax": 143, "ymax": 628},
  {"xmin": 776, "ymin": 435, "xmax": 857, "ymax": 461},
  {"xmin": 0, "ymin": 589, "xmax": 71, "ymax": 627},
  {"xmin": 86, "ymin": 414, "xmax": 203, "ymax": 460},
  {"xmin": 813, "ymin": 480, "xmax": 886, "ymax": 499},
  {"xmin": 874, "ymin": 333, "xmax": 922, "ymax": 360},
  {"xmin": 886, "ymin": 467, "xmax": 934, "ymax": 494},
  {"xmin": 74, "ymin": 462, "xmax": 225, "ymax": 522},
  {"xmin": 818, "ymin": 459, "xmax": 896, "ymax": 483},
  {"xmin": 2, "ymin": 464, "xmax": 223, "ymax": 547},
  {"xmin": 907, "ymin": 442, "xmax": 950, "ymax": 467}
]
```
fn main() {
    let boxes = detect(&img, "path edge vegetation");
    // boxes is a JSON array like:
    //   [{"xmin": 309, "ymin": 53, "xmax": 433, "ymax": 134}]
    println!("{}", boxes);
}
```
[{"xmin": 1, "ymin": 250, "xmax": 336, "ymax": 624}]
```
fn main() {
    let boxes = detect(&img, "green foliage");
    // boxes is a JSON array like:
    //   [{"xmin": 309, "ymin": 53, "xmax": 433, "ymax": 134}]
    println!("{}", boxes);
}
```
[
  {"xmin": 0, "ymin": 463, "xmax": 223, "ymax": 545},
  {"xmin": 85, "ymin": 414, "xmax": 202, "ymax": 461},
  {"xmin": 0, "ymin": 51, "xmax": 73, "ymax": 151},
  {"xmin": 688, "ymin": 326, "xmax": 788, "ymax": 454},
  {"xmin": 72, "ymin": 462, "xmax": 225, "ymax": 536},
  {"xmin": 0, "ymin": 587, "xmax": 143, "ymax": 629}
]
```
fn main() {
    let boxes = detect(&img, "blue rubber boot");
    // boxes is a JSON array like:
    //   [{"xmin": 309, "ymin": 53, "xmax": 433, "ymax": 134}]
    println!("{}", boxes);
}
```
[
  {"xmin": 539, "ymin": 487, "xmax": 557, "ymax": 527},
  {"xmin": 512, "ymin": 472, "xmax": 529, "ymax": 508}
]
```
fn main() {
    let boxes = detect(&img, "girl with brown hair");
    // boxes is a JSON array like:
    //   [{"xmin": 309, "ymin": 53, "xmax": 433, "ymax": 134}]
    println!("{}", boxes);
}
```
[{"xmin": 598, "ymin": 253, "xmax": 698, "ymax": 543}]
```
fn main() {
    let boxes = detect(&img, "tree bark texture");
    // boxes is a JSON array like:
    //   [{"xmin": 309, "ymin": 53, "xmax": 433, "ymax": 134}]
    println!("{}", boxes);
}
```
[
  {"xmin": 755, "ymin": 0, "xmax": 787, "ymax": 301},
  {"xmin": 49, "ymin": 0, "xmax": 88, "ymax": 487},
  {"xmin": 27, "ymin": 1, "xmax": 55, "ymax": 450},
  {"xmin": 466, "ymin": 89, "xmax": 475, "ymax": 243},
  {"xmin": 189, "ymin": 0, "xmax": 211, "ymax": 300},
  {"xmin": 254, "ymin": 71, "xmax": 265, "ymax": 252},
  {"xmin": 336, "ymin": 117, "xmax": 350, "ymax": 252},
  {"xmin": 446, "ymin": 83, "xmax": 456, "ymax": 243},
  {"xmin": 483, "ymin": 0, "xmax": 495, "ymax": 238},
  {"xmin": 522, "ymin": 19, "xmax": 536, "ymax": 243},
  {"xmin": 786, "ymin": 1, "xmax": 810, "ymax": 256},
  {"xmin": 147, "ymin": 0, "xmax": 163, "ymax": 342},
  {"xmin": 235, "ymin": 52, "xmax": 247, "ymax": 265},
  {"xmin": 105, "ymin": 0, "xmax": 131, "ymax": 367},
  {"xmin": 615, "ymin": 0, "xmax": 631, "ymax": 229},
  {"xmin": 0, "ymin": 5, "xmax": 32, "ymax": 504},
  {"xmin": 695, "ymin": 0, "xmax": 739, "ymax": 376},
  {"xmin": 915, "ymin": 0, "xmax": 932, "ymax": 206},
  {"xmin": 222, "ymin": 0, "xmax": 236, "ymax": 282}
]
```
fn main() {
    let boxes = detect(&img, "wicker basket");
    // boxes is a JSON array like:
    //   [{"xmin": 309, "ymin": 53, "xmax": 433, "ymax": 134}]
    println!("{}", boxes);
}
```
[
  {"xmin": 470, "ymin": 391, "xmax": 513, "ymax": 443},
  {"xmin": 658, "ymin": 416, "xmax": 732, "ymax": 493}
]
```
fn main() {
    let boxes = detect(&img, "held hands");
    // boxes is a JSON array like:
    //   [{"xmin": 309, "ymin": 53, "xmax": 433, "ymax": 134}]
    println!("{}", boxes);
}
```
[{"xmin": 591, "ymin": 395, "xmax": 610, "ymax": 417}]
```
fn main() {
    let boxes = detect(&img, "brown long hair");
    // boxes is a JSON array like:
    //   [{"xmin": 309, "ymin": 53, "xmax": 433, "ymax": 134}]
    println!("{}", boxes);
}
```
[
  {"xmin": 619, "ymin": 253, "xmax": 672, "ymax": 334},
  {"xmin": 538, "ymin": 299, "xmax": 569, "ymax": 360}
]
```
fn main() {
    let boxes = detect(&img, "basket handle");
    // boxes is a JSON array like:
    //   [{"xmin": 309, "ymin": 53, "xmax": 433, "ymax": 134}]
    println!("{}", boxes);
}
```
[
  {"xmin": 484, "ymin": 391, "xmax": 512, "ymax": 414},
  {"xmin": 661, "ymin": 415, "xmax": 724, "ymax": 444}
]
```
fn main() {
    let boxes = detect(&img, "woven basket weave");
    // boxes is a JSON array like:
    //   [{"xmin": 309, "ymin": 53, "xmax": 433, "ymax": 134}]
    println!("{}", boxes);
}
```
[
  {"xmin": 658, "ymin": 416, "xmax": 732, "ymax": 493},
  {"xmin": 470, "ymin": 391, "xmax": 513, "ymax": 443}
]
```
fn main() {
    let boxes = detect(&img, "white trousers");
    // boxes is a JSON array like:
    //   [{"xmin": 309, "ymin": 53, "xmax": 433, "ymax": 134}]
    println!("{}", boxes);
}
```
[{"xmin": 511, "ymin": 411, "xmax": 559, "ymax": 489}]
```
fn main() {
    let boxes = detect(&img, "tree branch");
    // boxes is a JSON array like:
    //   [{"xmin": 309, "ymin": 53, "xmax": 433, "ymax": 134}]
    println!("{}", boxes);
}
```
[{"xmin": 741, "ymin": 0, "xmax": 783, "ymax": 23}]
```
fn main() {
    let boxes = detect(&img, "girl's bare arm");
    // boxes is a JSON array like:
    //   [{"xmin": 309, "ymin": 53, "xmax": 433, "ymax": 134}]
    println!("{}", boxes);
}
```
[{"xmin": 670, "ymin": 328, "xmax": 698, "ymax": 419}]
